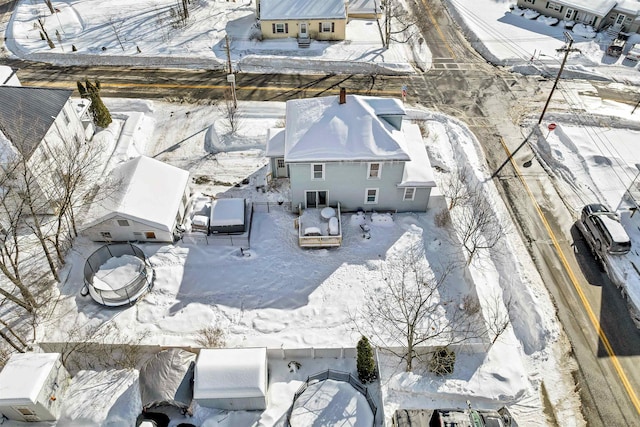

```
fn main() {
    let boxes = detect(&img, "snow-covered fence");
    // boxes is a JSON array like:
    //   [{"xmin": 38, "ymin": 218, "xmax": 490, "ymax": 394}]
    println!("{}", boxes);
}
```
[
  {"xmin": 268, "ymin": 347, "xmax": 357, "ymax": 360},
  {"xmin": 285, "ymin": 369, "xmax": 377, "ymax": 427},
  {"xmin": 251, "ymin": 201, "xmax": 292, "ymax": 213}
]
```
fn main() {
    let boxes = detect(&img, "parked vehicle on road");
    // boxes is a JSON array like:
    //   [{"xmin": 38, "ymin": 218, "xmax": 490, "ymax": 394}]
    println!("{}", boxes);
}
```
[
  {"xmin": 607, "ymin": 34, "xmax": 628, "ymax": 57},
  {"xmin": 576, "ymin": 204, "xmax": 631, "ymax": 260},
  {"xmin": 626, "ymin": 44, "xmax": 640, "ymax": 61}
]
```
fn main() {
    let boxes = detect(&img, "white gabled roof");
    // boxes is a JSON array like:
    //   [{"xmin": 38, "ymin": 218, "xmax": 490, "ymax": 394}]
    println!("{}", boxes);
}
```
[
  {"xmin": 552, "ymin": 0, "xmax": 616, "ymax": 16},
  {"xmin": 194, "ymin": 348, "xmax": 267, "ymax": 399},
  {"xmin": 83, "ymin": 156, "xmax": 189, "ymax": 232},
  {"xmin": 260, "ymin": 0, "xmax": 347, "ymax": 20},
  {"xmin": 266, "ymin": 127, "xmax": 285, "ymax": 157},
  {"xmin": 0, "ymin": 353, "xmax": 60, "ymax": 405},
  {"xmin": 398, "ymin": 123, "xmax": 436, "ymax": 188},
  {"xmin": 284, "ymin": 94, "xmax": 410, "ymax": 162},
  {"xmin": 615, "ymin": 0, "xmax": 640, "ymax": 15}
]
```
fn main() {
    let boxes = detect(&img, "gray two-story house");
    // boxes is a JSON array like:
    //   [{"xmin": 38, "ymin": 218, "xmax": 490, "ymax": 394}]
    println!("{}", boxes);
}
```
[{"xmin": 266, "ymin": 89, "xmax": 436, "ymax": 212}]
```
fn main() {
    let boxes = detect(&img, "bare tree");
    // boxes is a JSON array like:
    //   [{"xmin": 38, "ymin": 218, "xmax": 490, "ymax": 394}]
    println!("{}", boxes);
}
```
[
  {"xmin": 356, "ymin": 242, "xmax": 482, "ymax": 372},
  {"xmin": 43, "ymin": 0, "xmax": 55, "ymax": 15},
  {"xmin": 379, "ymin": 0, "xmax": 419, "ymax": 48},
  {"xmin": 220, "ymin": 88, "xmax": 241, "ymax": 136},
  {"xmin": 441, "ymin": 165, "xmax": 472, "ymax": 210},
  {"xmin": 454, "ymin": 188, "xmax": 505, "ymax": 265}
]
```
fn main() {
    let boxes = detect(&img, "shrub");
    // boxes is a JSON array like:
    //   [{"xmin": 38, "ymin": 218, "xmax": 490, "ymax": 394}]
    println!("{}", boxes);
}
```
[
  {"xmin": 429, "ymin": 346, "xmax": 456, "ymax": 376},
  {"xmin": 356, "ymin": 336, "xmax": 377, "ymax": 383}
]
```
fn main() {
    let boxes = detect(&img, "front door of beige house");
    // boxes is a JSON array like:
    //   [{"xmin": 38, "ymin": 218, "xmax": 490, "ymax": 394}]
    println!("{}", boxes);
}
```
[
  {"xmin": 299, "ymin": 22, "xmax": 308, "ymax": 38},
  {"xmin": 614, "ymin": 13, "xmax": 626, "ymax": 30},
  {"xmin": 305, "ymin": 190, "xmax": 327, "ymax": 208}
]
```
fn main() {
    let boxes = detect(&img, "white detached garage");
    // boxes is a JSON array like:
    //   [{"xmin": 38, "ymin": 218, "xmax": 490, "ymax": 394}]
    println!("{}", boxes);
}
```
[
  {"xmin": 194, "ymin": 348, "xmax": 267, "ymax": 411},
  {"xmin": 82, "ymin": 156, "xmax": 190, "ymax": 243}
]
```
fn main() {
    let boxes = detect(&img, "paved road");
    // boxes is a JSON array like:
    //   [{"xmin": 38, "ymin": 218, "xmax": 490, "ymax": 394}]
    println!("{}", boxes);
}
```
[
  {"xmin": 410, "ymin": 0, "xmax": 640, "ymax": 425},
  {"xmin": 2, "ymin": 0, "xmax": 640, "ymax": 424}
]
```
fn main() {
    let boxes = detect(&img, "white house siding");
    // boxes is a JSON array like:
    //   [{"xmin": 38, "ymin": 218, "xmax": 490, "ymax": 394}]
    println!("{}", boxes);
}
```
[
  {"xmin": 289, "ymin": 161, "xmax": 428, "ymax": 212},
  {"xmin": 516, "ymin": 0, "xmax": 617, "ymax": 29},
  {"xmin": 27, "ymin": 100, "xmax": 87, "ymax": 211},
  {"xmin": 83, "ymin": 215, "xmax": 175, "ymax": 243}
]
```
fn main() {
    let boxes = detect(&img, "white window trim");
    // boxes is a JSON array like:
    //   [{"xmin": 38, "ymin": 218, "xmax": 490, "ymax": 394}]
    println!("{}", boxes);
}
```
[
  {"xmin": 275, "ymin": 23, "xmax": 285, "ymax": 33},
  {"xmin": 403, "ymin": 187, "xmax": 416, "ymax": 201},
  {"xmin": 311, "ymin": 163, "xmax": 325, "ymax": 180},
  {"xmin": 547, "ymin": 2, "xmax": 562, "ymax": 12},
  {"xmin": 365, "ymin": 188, "xmax": 379, "ymax": 204},
  {"xmin": 321, "ymin": 22, "xmax": 332, "ymax": 33},
  {"xmin": 367, "ymin": 162, "xmax": 381, "ymax": 179}
]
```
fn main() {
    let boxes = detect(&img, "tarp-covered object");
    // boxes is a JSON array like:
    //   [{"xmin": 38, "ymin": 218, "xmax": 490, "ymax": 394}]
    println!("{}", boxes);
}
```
[{"xmin": 139, "ymin": 349, "xmax": 196, "ymax": 413}]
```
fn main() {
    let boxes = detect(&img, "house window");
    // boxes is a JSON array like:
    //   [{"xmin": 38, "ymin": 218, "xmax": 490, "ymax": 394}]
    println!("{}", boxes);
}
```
[
  {"xmin": 273, "ymin": 23, "xmax": 288, "ymax": 34},
  {"xmin": 546, "ymin": 2, "xmax": 562, "ymax": 12},
  {"xmin": 311, "ymin": 163, "xmax": 325, "ymax": 180},
  {"xmin": 16, "ymin": 407, "xmax": 36, "ymax": 416},
  {"xmin": 100, "ymin": 232, "xmax": 112, "ymax": 239},
  {"xmin": 319, "ymin": 22, "xmax": 335, "ymax": 33},
  {"xmin": 145, "ymin": 232, "xmax": 156, "ymax": 239},
  {"xmin": 403, "ymin": 187, "xmax": 416, "ymax": 200},
  {"xmin": 368, "ymin": 163, "xmax": 381, "ymax": 179},
  {"xmin": 134, "ymin": 232, "xmax": 143, "ymax": 239},
  {"xmin": 117, "ymin": 219, "xmax": 130, "ymax": 226},
  {"xmin": 277, "ymin": 159, "xmax": 285, "ymax": 168},
  {"xmin": 365, "ymin": 188, "xmax": 378, "ymax": 204}
]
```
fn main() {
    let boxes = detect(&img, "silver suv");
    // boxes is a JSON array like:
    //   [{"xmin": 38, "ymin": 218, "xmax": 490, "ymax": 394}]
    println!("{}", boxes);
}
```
[{"xmin": 577, "ymin": 204, "xmax": 631, "ymax": 258}]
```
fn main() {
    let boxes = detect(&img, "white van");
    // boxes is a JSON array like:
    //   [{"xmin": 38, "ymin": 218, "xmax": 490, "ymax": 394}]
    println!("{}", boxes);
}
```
[{"xmin": 577, "ymin": 204, "xmax": 631, "ymax": 258}]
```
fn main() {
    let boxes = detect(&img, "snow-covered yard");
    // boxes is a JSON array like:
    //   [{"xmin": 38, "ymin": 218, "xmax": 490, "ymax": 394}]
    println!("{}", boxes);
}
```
[{"xmin": 5, "ymin": 0, "xmax": 640, "ymax": 426}]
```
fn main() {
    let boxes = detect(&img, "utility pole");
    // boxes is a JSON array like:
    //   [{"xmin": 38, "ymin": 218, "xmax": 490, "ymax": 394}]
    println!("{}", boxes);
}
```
[
  {"xmin": 225, "ymin": 35, "xmax": 237, "ymax": 108},
  {"xmin": 538, "ymin": 32, "xmax": 579, "ymax": 124}
]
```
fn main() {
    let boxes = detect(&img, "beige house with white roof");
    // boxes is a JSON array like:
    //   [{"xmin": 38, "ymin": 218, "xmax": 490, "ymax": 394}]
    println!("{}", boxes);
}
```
[{"xmin": 257, "ymin": 0, "xmax": 347, "ymax": 43}]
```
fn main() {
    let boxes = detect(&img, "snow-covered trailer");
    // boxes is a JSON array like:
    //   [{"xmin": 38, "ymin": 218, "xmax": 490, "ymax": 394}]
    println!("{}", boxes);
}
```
[
  {"xmin": 0, "ymin": 353, "xmax": 70, "ymax": 422},
  {"xmin": 193, "ymin": 348, "xmax": 267, "ymax": 411}
]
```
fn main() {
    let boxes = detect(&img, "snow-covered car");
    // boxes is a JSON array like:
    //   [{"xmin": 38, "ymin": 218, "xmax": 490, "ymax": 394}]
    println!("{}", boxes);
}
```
[
  {"xmin": 607, "ymin": 35, "xmax": 628, "ymax": 57},
  {"xmin": 576, "ymin": 204, "xmax": 631, "ymax": 259},
  {"xmin": 626, "ymin": 44, "xmax": 640, "ymax": 61}
]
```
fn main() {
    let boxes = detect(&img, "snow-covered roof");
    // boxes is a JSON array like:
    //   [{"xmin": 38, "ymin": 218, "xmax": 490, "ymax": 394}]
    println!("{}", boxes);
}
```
[
  {"xmin": 210, "ymin": 198, "xmax": 245, "ymax": 226},
  {"xmin": 83, "ymin": 156, "xmax": 189, "ymax": 232},
  {"xmin": 548, "ymin": 0, "xmax": 616, "ymax": 16},
  {"xmin": 0, "ymin": 352, "xmax": 60, "ymax": 405},
  {"xmin": 194, "ymin": 348, "xmax": 267, "ymax": 399},
  {"xmin": 260, "ymin": 0, "xmax": 347, "ymax": 20},
  {"xmin": 398, "ymin": 123, "xmax": 436, "ymax": 188},
  {"xmin": 266, "ymin": 127, "xmax": 285, "ymax": 157},
  {"xmin": 284, "ymin": 94, "xmax": 410, "ymax": 162},
  {"xmin": 348, "ymin": 0, "xmax": 379, "ymax": 15},
  {"xmin": 59, "ymin": 368, "xmax": 141, "ymax": 426},
  {"xmin": 615, "ymin": 0, "xmax": 640, "ymax": 15},
  {"xmin": 599, "ymin": 214, "xmax": 630, "ymax": 243}
]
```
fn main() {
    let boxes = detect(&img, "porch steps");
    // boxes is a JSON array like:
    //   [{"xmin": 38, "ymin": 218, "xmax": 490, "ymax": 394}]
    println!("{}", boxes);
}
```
[{"xmin": 298, "ymin": 37, "xmax": 311, "ymax": 48}]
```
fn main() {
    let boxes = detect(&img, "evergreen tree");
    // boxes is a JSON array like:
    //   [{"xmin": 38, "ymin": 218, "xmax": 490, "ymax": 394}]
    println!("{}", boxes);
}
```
[
  {"xmin": 77, "ymin": 79, "xmax": 112, "ymax": 128},
  {"xmin": 356, "ymin": 336, "xmax": 376, "ymax": 383}
]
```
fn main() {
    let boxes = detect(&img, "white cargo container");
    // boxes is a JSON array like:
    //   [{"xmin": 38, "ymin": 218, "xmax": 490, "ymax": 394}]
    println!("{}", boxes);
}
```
[{"xmin": 0, "ymin": 353, "xmax": 70, "ymax": 422}]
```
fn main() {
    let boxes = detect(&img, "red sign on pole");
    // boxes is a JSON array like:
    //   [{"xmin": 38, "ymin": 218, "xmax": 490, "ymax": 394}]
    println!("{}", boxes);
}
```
[{"xmin": 548, "ymin": 123, "xmax": 557, "ymax": 131}]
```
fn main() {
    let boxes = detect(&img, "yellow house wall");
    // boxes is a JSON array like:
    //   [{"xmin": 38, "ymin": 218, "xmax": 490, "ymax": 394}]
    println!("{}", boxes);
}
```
[{"xmin": 260, "ymin": 19, "xmax": 346, "ymax": 41}]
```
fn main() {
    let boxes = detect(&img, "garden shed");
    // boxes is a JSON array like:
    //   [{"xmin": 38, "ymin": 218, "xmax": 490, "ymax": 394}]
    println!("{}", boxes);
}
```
[
  {"xmin": 193, "ymin": 348, "xmax": 268, "ymax": 411},
  {"xmin": 0, "ymin": 352, "xmax": 70, "ymax": 422},
  {"xmin": 82, "ymin": 156, "xmax": 190, "ymax": 243},
  {"xmin": 209, "ymin": 198, "xmax": 246, "ymax": 234}
]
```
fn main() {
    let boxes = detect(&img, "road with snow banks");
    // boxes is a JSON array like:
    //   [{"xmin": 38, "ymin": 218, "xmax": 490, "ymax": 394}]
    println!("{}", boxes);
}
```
[{"xmin": 3, "ymin": 0, "xmax": 640, "ymax": 425}]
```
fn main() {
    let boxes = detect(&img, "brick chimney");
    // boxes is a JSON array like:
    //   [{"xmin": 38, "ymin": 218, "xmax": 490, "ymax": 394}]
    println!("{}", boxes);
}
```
[{"xmin": 339, "ymin": 87, "xmax": 346, "ymax": 104}]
